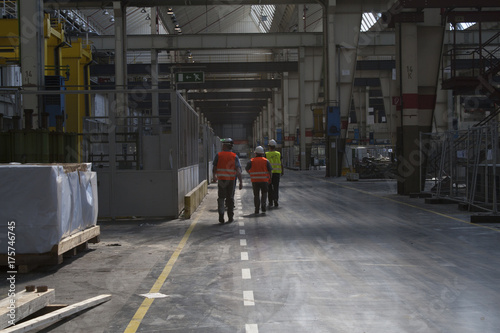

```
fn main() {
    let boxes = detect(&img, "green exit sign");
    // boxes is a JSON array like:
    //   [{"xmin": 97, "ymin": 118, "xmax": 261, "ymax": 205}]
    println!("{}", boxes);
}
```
[{"xmin": 176, "ymin": 72, "xmax": 204, "ymax": 83}]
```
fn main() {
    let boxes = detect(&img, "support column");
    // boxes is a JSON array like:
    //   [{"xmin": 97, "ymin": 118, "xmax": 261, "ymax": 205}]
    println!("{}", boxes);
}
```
[
  {"xmin": 299, "ymin": 47, "xmax": 307, "ymax": 170},
  {"xmin": 397, "ymin": 23, "xmax": 419, "ymax": 194},
  {"xmin": 19, "ymin": 0, "xmax": 44, "ymax": 128},
  {"xmin": 380, "ymin": 71, "xmax": 399, "ymax": 148},
  {"xmin": 325, "ymin": 0, "xmax": 362, "ymax": 176},
  {"xmin": 365, "ymin": 86, "xmax": 370, "ymax": 143},
  {"xmin": 396, "ymin": 11, "xmax": 444, "ymax": 194},
  {"xmin": 282, "ymin": 72, "xmax": 290, "ymax": 148},
  {"xmin": 273, "ymin": 86, "xmax": 282, "ymax": 145},
  {"xmin": 262, "ymin": 107, "xmax": 268, "ymax": 146},
  {"xmin": 259, "ymin": 113, "xmax": 264, "ymax": 145},
  {"xmin": 151, "ymin": 7, "xmax": 159, "ymax": 129},
  {"xmin": 61, "ymin": 39, "xmax": 92, "ymax": 133},
  {"xmin": 114, "ymin": 2, "xmax": 128, "ymax": 121},
  {"xmin": 253, "ymin": 120, "xmax": 257, "ymax": 149},
  {"xmin": 267, "ymin": 97, "xmax": 274, "ymax": 142}
]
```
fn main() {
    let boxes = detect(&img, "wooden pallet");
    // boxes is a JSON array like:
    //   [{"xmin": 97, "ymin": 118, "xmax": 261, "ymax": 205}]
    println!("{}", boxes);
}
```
[
  {"xmin": 0, "ymin": 289, "xmax": 55, "ymax": 329},
  {"xmin": 1, "ymin": 290, "xmax": 111, "ymax": 332},
  {"xmin": 0, "ymin": 226, "xmax": 100, "ymax": 273}
]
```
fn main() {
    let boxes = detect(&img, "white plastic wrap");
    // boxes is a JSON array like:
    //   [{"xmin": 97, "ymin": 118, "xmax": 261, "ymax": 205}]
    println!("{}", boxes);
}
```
[{"xmin": 0, "ymin": 163, "xmax": 98, "ymax": 254}]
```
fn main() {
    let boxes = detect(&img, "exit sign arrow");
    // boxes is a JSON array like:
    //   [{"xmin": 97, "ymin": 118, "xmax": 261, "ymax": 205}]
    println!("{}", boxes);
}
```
[{"xmin": 176, "ymin": 72, "xmax": 204, "ymax": 83}]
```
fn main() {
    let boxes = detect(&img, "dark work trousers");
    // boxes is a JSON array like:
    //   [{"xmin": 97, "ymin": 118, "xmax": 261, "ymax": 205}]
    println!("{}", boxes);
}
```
[
  {"xmin": 252, "ymin": 182, "xmax": 268, "ymax": 212},
  {"xmin": 268, "ymin": 173, "xmax": 281, "ymax": 204},
  {"xmin": 218, "ymin": 179, "xmax": 235, "ymax": 218}
]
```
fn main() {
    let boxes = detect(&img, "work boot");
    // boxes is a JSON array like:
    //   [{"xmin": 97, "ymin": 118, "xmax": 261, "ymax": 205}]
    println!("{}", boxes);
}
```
[
  {"xmin": 274, "ymin": 201, "xmax": 278, "ymax": 207},
  {"xmin": 228, "ymin": 214, "xmax": 234, "ymax": 223},
  {"xmin": 254, "ymin": 208, "xmax": 259, "ymax": 214},
  {"xmin": 268, "ymin": 201, "xmax": 274, "ymax": 207},
  {"xmin": 261, "ymin": 205, "xmax": 266, "ymax": 213},
  {"xmin": 219, "ymin": 215, "xmax": 224, "ymax": 224}
]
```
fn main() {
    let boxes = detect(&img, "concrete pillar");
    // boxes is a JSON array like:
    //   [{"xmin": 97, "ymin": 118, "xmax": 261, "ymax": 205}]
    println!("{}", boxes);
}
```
[
  {"xmin": 299, "ymin": 47, "xmax": 307, "ymax": 170},
  {"xmin": 396, "ymin": 10, "xmax": 444, "ymax": 194},
  {"xmin": 253, "ymin": 120, "xmax": 257, "ymax": 149},
  {"xmin": 380, "ymin": 71, "xmax": 399, "ymax": 148},
  {"xmin": 262, "ymin": 106, "xmax": 268, "ymax": 145},
  {"xmin": 397, "ymin": 22, "xmax": 419, "ymax": 194},
  {"xmin": 19, "ymin": 0, "xmax": 44, "ymax": 128},
  {"xmin": 114, "ymin": 2, "xmax": 128, "ymax": 121},
  {"xmin": 282, "ymin": 72, "xmax": 290, "ymax": 147},
  {"xmin": 325, "ymin": 0, "xmax": 362, "ymax": 176},
  {"xmin": 151, "ymin": 7, "xmax": 159, "ymax": 129},
  {"xmin": 298, "ymin": 5, "xmax": 306, "ymax": 33},
  {"xmin": 255, "ymin": 114, "xmax": 260, "ymax": 146},
  {"xmin": 267, "ymin": 97, "xmax": 274, "ymax": 141},
  {"xmin": 365, "ymin": 86, "xmax": 370, "ymax": 142},
  {"xmin": 272, "ymin": 87, "xmax": 281, "ymax": 141}
]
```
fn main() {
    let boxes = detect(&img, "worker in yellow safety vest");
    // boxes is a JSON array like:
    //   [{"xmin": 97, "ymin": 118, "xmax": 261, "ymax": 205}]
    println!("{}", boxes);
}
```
[
  {"xmin": 213, "ymin": 138, "xmax": 243, "ymax": 223},
  {"xmin": 265, "ymin": 139, "xmax": 284, "ymax": 207},
  {"xmin": 245, "ymin": 146, "xmax": 272, "ymax": 215}
]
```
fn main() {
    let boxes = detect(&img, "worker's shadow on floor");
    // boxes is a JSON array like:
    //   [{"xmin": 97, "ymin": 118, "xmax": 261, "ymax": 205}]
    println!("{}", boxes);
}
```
[{"xmin": 241, "ymin": 212, "xmax": 271, "ymax": 218}]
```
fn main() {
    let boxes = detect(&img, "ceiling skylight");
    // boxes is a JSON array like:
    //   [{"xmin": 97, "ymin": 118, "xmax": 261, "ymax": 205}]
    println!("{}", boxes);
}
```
[
  {"xmin": 251, "ymin": 5, "xmax": 275, "ymax": 33},
  {"xmin": 361, "ymin": 13, "xmax": 381, "ymax": 32},
  {"xmin": 450, "ymin": 22, "xmax": 476, "ymax": 30}
]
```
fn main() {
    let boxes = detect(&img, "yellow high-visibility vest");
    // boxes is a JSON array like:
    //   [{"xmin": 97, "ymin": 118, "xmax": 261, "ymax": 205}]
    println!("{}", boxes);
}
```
[{"xmin": 265, "ymin": 151, "xmax": 282, "ymax": 173}]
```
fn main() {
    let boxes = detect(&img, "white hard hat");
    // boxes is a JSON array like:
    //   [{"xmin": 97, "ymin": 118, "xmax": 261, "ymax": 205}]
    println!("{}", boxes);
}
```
[
  {"xmin": 269, "ymin": 139, "xmax": 277, "ymax": 146},
  {"xmin": 254, "ymin": 146, "xmax": 265, "ymax": 154},
  {"xmin": 221, "ymin": 138, "xmax": 233, "ymax": 145}
]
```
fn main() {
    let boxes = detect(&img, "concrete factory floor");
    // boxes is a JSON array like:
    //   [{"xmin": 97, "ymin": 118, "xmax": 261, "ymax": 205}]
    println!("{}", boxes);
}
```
[{"xmin": 2, "ymin": 168, "xmax": 500, "ymax": 332}]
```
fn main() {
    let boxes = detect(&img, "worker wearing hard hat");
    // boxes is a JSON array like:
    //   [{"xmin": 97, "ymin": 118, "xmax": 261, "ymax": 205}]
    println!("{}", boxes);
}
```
[
  {"xmin": 265, "ymin": 139, "xmax": 284, "ymax": 207},
  {"xmin": 245, "ymin": 146, "xmax": 272, "ymax": 215},
  {"xmin": 213, "ymin": 138, "xmax": 243, "ymax": 223}
]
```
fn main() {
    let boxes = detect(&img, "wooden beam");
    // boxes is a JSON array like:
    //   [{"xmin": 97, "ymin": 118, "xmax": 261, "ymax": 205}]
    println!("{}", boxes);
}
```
[
  {"xmin": 0, "ymin": 289, "xmax": 55, "ymax": 329},
  {"xmin": 52, "ymin": 226, "xmax": 100, "ymax": 255},
  {"xmin": 2, "ymin": 294, "xmax": 112, "ymax": 333}
]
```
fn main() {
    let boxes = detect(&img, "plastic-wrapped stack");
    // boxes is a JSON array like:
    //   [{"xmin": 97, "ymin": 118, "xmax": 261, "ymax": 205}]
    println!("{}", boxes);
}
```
[{"xmin": 0, "ymin": 163, "xmax": 98, "ymax": 254}]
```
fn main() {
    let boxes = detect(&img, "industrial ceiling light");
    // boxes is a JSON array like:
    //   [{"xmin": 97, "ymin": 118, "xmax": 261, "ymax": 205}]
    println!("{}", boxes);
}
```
[
  {"xmin": 141, "ymin": 7, "xmax": 146, "ymax": 13},
  {"xmin": 110, "ymin": 16, "xmax": 115, "ymax": 22},
  {"xmin": 175, "ymin": 24, "xmax": 181, "ymax": 31},
  {"xmin": 167, "ymin": 8, "xmax": 173, "ymax": 15},
  {"xmin": 145, "ymin": 14, "xmax": 151, "ymax": 20},
  {"xmin": 103, "ymin": 9, "xmax": 109, "ymax": 15}
]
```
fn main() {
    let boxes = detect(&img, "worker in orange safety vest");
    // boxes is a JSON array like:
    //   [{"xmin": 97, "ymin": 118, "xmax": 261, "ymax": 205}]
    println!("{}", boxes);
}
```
[
  {"xmin": 213, "ymin": 138, "xmax": 243, "ymax": 223},
  {"xmin": 245, "ymin": 146, "xmax": 272, "ymax": 215}
]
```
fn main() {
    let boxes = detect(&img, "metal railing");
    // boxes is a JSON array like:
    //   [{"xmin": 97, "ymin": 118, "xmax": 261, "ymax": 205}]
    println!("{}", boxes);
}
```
[
  {"xmin": 2, "ymin": 0, "xmax": 17, "ymax": 19},
  {"xmin": 422, "ymin": 122, "xmax": 499, "ymax": 213},
  {"xmin": 442, "ymin": 31, "xmax": 500, "ymax": 85}
]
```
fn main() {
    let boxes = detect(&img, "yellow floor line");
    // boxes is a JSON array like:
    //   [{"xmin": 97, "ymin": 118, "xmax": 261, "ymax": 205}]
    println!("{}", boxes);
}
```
[
  {"xmin": 315, "ymin": 177, "xmax": 500, "ymax": 232},
  {"xmin": 123, "ymin": 211, "xmax": 202, "ymax": 333}
]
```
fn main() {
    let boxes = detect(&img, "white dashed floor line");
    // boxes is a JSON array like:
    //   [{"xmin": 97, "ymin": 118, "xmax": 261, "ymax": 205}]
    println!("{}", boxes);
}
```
[
  {"xmin": 243, "ymin": 290, "xmax": 255, "ymax": 306},
  {"xmin": 242, "ymin": 268, "xmax": 251, "ymax": 279},
  {"xmin": 240, "ymin": 193, "xmax": 257, "ymax": 333},
  {"xmin": 245, "ymin": 324, "xmax": 259, "ymax": 333}
]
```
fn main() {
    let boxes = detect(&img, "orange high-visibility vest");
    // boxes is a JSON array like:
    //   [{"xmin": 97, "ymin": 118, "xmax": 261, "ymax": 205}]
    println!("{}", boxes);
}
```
[
  {"xmin": 249, "ymin": 157, "xmax": 270, "ymax": 183},
  {"xmin": 216, "ymin": 151, "xmax": 237, "ymax": 180}
]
